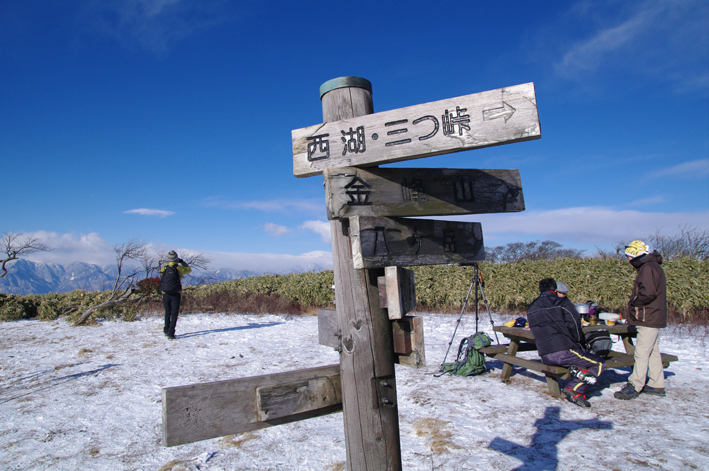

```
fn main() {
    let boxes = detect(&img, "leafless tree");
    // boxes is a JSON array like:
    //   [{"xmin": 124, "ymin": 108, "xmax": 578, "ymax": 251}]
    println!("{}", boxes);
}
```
[
  {"xmin": 486, "ymin": 240, "xmax": 585, "ymax": 263},
  {"xmin": 646, "ymin": 225, "xmax": 709, "ymax": 261},
  {"xmin": 1, "ymin": 233, "xmax": 52, "ymax": 277},
  {"xmin": 74, "ymin": 239, "xmax": 147, "ymax": 326}
]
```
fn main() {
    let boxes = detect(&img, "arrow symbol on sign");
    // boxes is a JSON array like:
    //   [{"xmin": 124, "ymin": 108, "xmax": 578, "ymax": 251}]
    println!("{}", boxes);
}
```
[{"xmin": 483, "ymin": 101, "xmax": 516, "ymax": 123}]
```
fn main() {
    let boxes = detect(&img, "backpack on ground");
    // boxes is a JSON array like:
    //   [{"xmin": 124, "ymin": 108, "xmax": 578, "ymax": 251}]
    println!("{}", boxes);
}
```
[
  {"xmin": 585, "ymin": 330, "xmax": 613, "ymax": 357},
  {"xmin": 440, "ymin": 332, "xmax": 493, "ymax": 376},
  {"xmin": 160, "ymin": 265, "xmax": 182, "ymax": 294}
]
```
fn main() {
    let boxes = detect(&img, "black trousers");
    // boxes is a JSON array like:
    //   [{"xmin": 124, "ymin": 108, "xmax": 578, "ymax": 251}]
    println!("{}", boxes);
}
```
[{"xmin": 163, "ymin": 293, "xmax": 181, "ymax": 337}]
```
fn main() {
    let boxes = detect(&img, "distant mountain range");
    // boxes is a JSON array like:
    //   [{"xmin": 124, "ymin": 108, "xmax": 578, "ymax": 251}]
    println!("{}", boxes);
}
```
[{"xmin": 0, "ymin": 260, "xmax": 327, "ymax": 295}]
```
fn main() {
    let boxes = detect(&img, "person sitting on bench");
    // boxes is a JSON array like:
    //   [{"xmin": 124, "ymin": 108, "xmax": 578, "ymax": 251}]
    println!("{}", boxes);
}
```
[{"xmin": 527, "ymin": 278, "xmax": 606, "ymax": 408}]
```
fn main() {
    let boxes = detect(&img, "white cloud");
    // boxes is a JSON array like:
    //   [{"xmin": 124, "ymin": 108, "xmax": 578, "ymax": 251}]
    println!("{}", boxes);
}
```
[
  {"xmin": 262, "ymin": 223, "xmax": 290, "ymax": 236},
  {"xmin": 648, "ymin": 159, "xmax": 709, "ymax": 179},
  {"xmin": 555, "ymin": 1, "xmax": 709, "ymax": 93},
  {"xmin": 199, "ymin": 250, "xmax": 333, "ymax": 273},
  {"xmin": 124, "ymin": 208, "xmax": 175, "ymax": 217},
  {"xmin": 204, "ymin": 197, "xmax": 323, "ymax": 214},
  {"xmin": 20, "ymin": 231, "xmax": 333, "ymax": 274},
  {"xmin": 80, "ymin": 0, "xmax": 229, "ymax": 54},
  {"xmin": 556, "ymin": 5, "xmax": 656, "ymax": 76},
  {"xmin": 460, "ymin": 207, "xmax": 709, "ymax": 247},
  {"xmin": 21, "ymin": 231, "xmax": 116, "ymax": 266},
  {"xmin": 300, "ymin": 220, "xmax": 331, "ymax": 244}
]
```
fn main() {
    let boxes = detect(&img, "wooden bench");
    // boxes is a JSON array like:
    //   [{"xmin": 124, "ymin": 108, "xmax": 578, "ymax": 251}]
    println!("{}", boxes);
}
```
[{"xmin": 488, "ymin": 346, "xmax": 679, "ymax": 397}]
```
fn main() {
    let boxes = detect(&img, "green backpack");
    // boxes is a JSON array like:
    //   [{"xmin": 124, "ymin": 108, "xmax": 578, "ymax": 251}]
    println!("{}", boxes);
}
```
[{"xmin": 440, "ymin": 332, "xmax": 493, "ymax": 376}]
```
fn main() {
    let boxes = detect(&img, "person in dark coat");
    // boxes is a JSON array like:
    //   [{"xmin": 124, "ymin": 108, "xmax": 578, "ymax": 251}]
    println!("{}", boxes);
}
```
[
  {"xmin": 614, "ymin": 240, "xmax": 667, "ymax": 400},
  {"xmin": 159, "ymin": 250, "xmax": 191, "ymax": 340},
  {"xmin": 527, "ymin": 278, "xmax": 605, "ymax": 408}
]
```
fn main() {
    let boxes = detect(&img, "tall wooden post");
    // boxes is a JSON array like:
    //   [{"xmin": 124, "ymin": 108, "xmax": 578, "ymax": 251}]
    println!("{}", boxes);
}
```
[{"xmin": 321, "ymin": 77, "xmax": 402, "ymax": 471}]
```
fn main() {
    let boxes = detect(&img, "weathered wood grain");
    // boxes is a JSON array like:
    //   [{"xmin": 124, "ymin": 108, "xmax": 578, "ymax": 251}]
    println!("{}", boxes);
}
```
[
  {"xmin": 377, "ymin": 266, "xmax": 416, "ymax": 320},
  {"xmin": 293, "ymin": 82, "xmax": 540, "ymax": 177},
  {"xmin": 392, "ymin": 316, "xmax": 426, "ymax": 369},
  {"xmin": 350, "ymin": 216, "xmax": 484, "ymax": 269},
  {"xmin": 323, "ymin": 80, "xmax": 403, "ymax": 470},
  {"xmin": 324, "ymin": 167, "xmax": 524, "ymax": 219},
  {"xmin": 162, "ymin": 364, "xmax": 341, "ymax": 447},
  {"xmin": 318, "ymin": 308, "xmax": 339, "ymax": 348},
  {"xmin": 256, "ymin": 372, "xmax": 342, "ymax": 421}
]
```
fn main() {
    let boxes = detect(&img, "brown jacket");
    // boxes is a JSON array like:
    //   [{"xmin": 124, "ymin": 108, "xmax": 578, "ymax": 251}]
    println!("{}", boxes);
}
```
[{"xmin": 627, "ymin": 251, "xmax": 667, "ymax": 328}]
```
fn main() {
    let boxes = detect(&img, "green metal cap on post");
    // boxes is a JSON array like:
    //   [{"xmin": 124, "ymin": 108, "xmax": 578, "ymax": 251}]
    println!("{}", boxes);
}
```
[{"xmin": 320, "ymin": 76, "xmax": 372, "ymax": 100}]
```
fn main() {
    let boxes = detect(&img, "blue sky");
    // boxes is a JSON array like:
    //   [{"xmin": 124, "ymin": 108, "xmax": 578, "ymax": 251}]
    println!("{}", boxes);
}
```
[{"xmin": 2, "ymin": 0, "xmax": 708, "ymax": 272}]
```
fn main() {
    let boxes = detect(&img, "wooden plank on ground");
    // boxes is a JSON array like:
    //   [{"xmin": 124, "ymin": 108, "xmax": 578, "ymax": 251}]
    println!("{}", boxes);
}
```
[
  {"xmin": 293, "ymin": 83, "xmax": 540, "ymax": 177},
  {"xmin": 162, "ymin": 364, "xmax": 341, "ymax": 447},
  {"xmin": 350, "ymin": 216, "xmax": 484, "ymax": 269},
  {"xmin": 323, "ymin": 167, "xmax": 524, "ymax": 219}
]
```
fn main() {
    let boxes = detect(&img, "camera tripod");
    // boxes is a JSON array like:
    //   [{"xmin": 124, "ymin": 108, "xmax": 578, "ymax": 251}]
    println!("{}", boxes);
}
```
[{"xmin": 440, "ymin": 261, "xmax": 500, "ymax": 367}]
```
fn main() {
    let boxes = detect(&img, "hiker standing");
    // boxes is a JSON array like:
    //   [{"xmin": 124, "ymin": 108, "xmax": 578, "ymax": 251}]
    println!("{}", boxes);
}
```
[
  {"xmin": 160, "ymin": 250, "xmax": 191, "ymax": 340},
  {"xmin": 614, "ymin": 240, "xmax": 667, "ymax": 400},
  {"xmin": 527, "ymin": 278, "xmax": 605, "ymax": 408}
]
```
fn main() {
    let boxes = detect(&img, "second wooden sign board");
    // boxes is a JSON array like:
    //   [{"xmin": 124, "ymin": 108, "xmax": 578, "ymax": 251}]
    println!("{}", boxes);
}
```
[{"xmin": 324, "ymin": 167, "xmax": 524, "ymax": 219}]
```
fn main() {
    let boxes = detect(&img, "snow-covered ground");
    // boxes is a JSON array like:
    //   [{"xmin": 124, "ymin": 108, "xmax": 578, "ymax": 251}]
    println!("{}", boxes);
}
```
[{"xmin": 1, "ymin": 312, "xmax": 707, "ymax": 470}]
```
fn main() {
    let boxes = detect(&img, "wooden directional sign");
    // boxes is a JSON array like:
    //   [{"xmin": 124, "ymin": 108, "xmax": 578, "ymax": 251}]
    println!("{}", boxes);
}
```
[
  {"xmin": 163, "ymin": 364, "xmax": 341, "ymax": 447},
  {"xmin": 324, "ymin": 167, "xmax": 524, "ymax": 219},
  {"xmin": 293, "ymin": 82, "xmax": 539, "ymax": 177},
  {"xmin": 350, "ymin": 216, "xmax": 484, "ymax": 269}
]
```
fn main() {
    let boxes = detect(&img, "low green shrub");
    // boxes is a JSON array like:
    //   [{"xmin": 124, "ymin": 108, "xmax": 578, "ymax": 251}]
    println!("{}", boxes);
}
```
[{"xmin": 0, "ymin": 259, "xmax": 706, "ymax": 322}]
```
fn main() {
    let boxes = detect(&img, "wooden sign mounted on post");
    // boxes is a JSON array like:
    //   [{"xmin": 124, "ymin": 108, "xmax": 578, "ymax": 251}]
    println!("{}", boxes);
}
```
[
  {"xmin": 324, "ymin": 167, "xmax": 524, "ymax": 219},
  {"xmin": 350, "ymin": 216, "xmax": 484, "ymax": 269},
  {"xmin": 293, "ymin": 82, "xmax": 539, "ymax": 178}
]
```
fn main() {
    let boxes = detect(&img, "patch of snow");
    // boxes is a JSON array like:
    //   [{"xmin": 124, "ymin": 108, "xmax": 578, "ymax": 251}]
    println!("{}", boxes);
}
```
[{"xmin": 0, "ymin": 313, "xmax": 707, "ymax": 470}]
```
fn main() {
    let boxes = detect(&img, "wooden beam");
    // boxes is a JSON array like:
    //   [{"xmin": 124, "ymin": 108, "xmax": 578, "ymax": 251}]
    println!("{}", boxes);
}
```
[
  {"xmin": 318, "ymin": 308, "xmax": 339, "ymax": 348},
  {"xmin": 293, "ymin": 82, "xmax": 540, "ymax": 177},
  {"xmin": 257, "ymin": 372, "xmax": 342, "ymax": 421},
  {"xmin": 162, "ymin": 364, "xmax": 341, "ymax": 447},
  {"xmin": 323, "ymin": 79, "xmax": 403, "ymax": 470},
  {"xmin": 392, "ymin": 316, "xmax": 426, "ymax": 369},
  {"xmin": 324, "ymin": 167, "xmax": 524, "ymax": 219},
  {"xmin": 350, "ymin": 216, "xmax": 484, "ymax": 269},
  {"xmin": 377, "ymin": 266, "xmax": 416, "ymax": 320}
]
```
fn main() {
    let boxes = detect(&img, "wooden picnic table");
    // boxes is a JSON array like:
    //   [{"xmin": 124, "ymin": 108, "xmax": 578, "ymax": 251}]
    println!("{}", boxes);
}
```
[{"xmin": 484, "ymin": 324, "xmax": 678, "ymax": 397}]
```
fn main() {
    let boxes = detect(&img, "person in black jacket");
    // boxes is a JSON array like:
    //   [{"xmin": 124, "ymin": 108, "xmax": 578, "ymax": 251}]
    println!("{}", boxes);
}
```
[
  {"xmin": 159, "ymin": 250, "xmax": 191, "ymax": 340},
  {"xmin": 527, "ymin": 278, "xmax": 605, "ymax": 408}
]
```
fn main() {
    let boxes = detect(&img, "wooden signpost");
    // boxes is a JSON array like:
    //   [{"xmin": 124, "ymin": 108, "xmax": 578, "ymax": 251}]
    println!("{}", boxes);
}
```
[{"xmin": 162, "ymin": 76, "xmax": 539, "ymax": 471}]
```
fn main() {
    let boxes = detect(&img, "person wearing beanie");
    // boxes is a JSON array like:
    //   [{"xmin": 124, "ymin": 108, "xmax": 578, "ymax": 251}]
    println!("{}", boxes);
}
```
[
  {"xmin": 556, "ymin": 281, "xmax": 570, "ymax": 298},
  {"xmin": 527, "ymin": 278, "xmax": 605, "ymax": 408},
  {"xmin": 615, "ymin": 240, "xmax": 667, "ymax": 400},
  {"xmin": 159, "ymin": 250, "xmax": 191, "ymax": 340}
]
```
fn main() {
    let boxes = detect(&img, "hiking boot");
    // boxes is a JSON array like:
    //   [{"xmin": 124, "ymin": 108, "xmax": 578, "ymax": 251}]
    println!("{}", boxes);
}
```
[
  {"xmin": 614, "ymin": 382, "xmax": 639, "ymax": 400},
  {"xmin": 563, "ymin": 388, "xmax": 591, "ymax": 408},
  {"xmin": 167, "ymin": 334, "xmax": 176, "ymax": 340},
  {"xmin": 642, "ymin": 386, "xmax": 666, "ymax": 397}
]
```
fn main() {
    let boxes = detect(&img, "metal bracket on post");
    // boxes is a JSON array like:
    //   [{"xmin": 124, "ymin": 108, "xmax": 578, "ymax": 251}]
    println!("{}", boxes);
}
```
[{"xmin": 372, "ymin": 375, "xmax": 397, "ymax": 409}]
